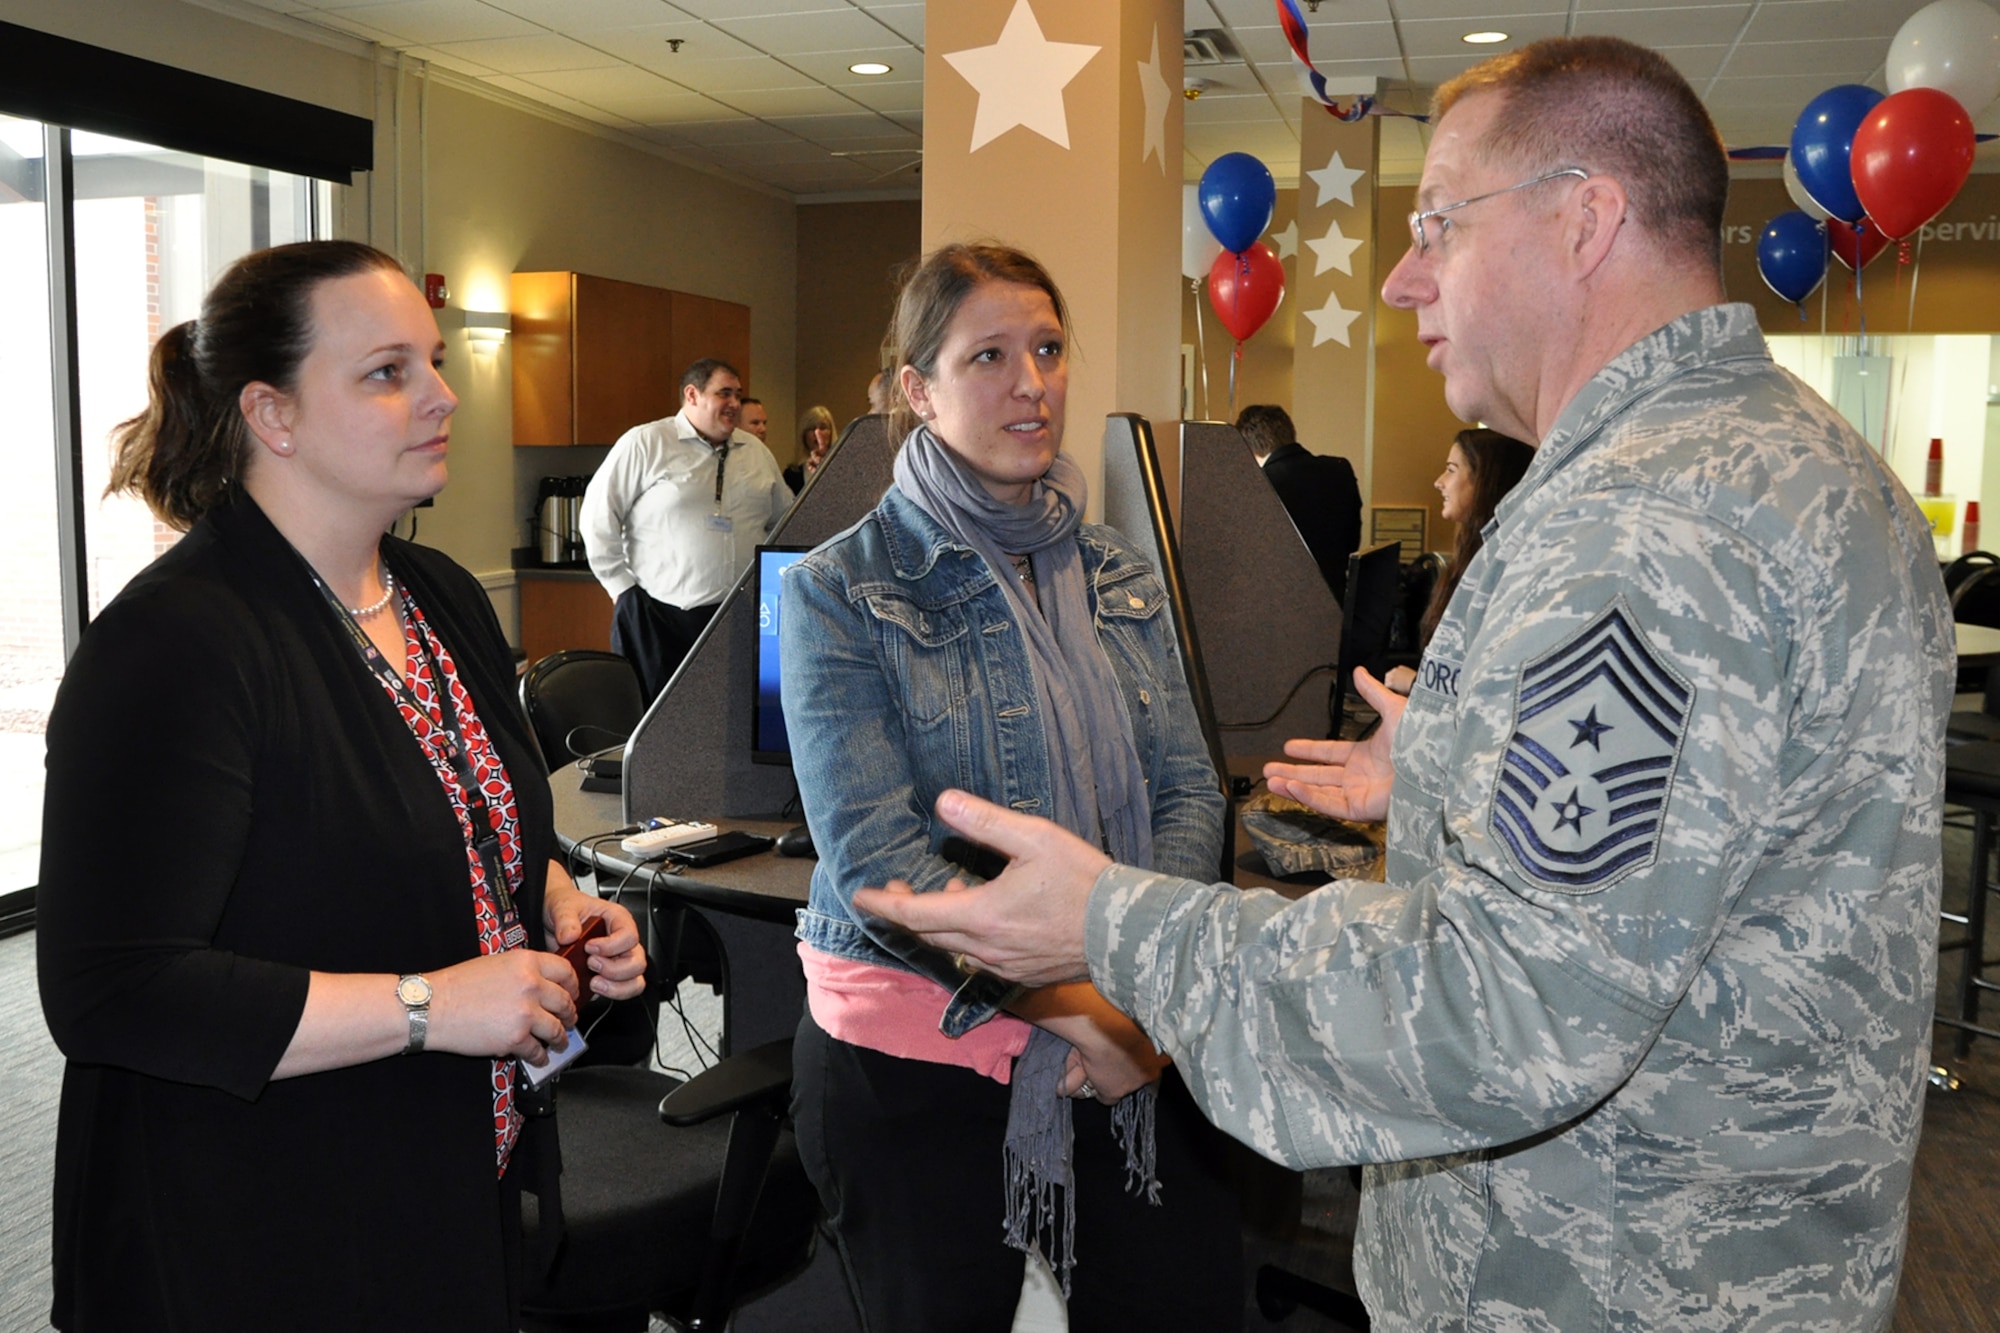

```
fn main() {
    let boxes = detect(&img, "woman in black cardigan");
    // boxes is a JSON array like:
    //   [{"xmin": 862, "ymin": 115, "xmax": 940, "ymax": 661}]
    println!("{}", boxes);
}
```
[{"xmin": 35, "ymin": 241, "xmax": 646, "ymax": 1331}]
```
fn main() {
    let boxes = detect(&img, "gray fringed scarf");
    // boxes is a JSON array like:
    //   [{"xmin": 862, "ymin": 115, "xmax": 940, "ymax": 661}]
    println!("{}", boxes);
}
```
[{"xmin": 893, "ymin": 426, "xmax": 1162, "ymax": 1294}]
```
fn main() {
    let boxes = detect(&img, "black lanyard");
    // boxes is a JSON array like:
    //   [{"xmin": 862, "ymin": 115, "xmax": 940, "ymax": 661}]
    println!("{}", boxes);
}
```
[
  {"xmin": 712, "ymin": 437, "xmax": 730, "ymax": 506},
  {"xmin": 305, "ymin": 560, "xmax": 525, "ymax": 947}
]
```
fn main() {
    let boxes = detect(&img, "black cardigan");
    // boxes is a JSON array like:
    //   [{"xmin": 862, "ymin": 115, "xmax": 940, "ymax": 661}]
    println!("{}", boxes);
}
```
[{"xmin": 37, "ymin": 491, "xmax": 555, "ymax": 1331}]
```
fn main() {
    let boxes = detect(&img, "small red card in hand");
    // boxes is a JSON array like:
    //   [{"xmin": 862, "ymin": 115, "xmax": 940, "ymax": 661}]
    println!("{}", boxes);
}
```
[{"xmin": 556, "ymin": 915, "xmax": 609, "ymax": 992}]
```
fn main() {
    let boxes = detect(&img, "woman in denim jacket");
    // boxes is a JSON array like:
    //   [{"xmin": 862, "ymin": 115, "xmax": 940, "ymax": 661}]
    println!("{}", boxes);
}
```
[{"xmin": 782, "ymin": 244, "xmax": 1244, "ymax": 1331}]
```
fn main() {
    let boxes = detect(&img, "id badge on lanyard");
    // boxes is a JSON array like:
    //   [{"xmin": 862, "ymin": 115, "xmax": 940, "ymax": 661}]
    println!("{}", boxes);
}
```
[{"xmin": 709, "ymin": 439, "xmax": 735, "ymax": 534}]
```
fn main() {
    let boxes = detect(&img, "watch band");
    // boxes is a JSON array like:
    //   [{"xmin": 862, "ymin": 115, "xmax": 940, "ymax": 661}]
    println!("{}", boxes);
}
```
[{"xmin": 397, "ymin": 973, "xmax": 432, "ymax": 1055}]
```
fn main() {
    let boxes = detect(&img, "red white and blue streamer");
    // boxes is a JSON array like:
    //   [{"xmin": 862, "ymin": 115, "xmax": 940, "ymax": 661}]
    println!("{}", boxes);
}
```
[{"xmin": 1276, "ymin": 0, "xmax": 1427, "ymax": 122}]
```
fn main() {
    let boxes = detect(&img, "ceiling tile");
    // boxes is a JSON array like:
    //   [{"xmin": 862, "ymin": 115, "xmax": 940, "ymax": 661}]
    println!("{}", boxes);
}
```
[
  {"xmin": 1185, "ymin": 93, "xmax": 1286, "ymax": 125},
  {"xmin": 480, "ymin": 0, "xmax": 700, "ymax": 32},
  {"xmin": 716, "ymin": 86, "xmax": 867, "ymax": 118},
  {"xmin": 1741, "ymin": 0, "xmax": 1929, "ymax": 44},
  {"xmin": 1571, "ymin": 6, "xmax": 1754, "ymax": 47},
  {"xmin": 785, "ymin": 46, "xmax": 922, "ymax": 84},
  {"xmin": 840, "ymin": 79, "xmax": 925, "ymax": 115},
  {"xmin": 1395, "ymin": 14, "xmax": 1572, "ymax": 60},
  {"xmin": 1720, "ymin": 37, "xmax": 1889, "ymax": 80},
  {"xmin": 296, "ymin": 8, "xmax": 406, "ymax": 44},
  {"xmin": 666, "ymin": 119, "xmax": 810, "ymax": 148},
  {"xmin": 714, "ymin": 8, "xmax": 902, "ymax": 55},
  {"xmin": 402, "ymin": 43, "xmax": 501, "ymax": 77},
  {"xmin": 586, "ymin": 22, "xmax": 760, "ymax": 70},
  {"xmin": 646, "ymin": 54, "xmax": 820, "ymax": 94},
  {"xmin": 765, "ymin": 112, "xmax": 909, "ymax": 144},
  {"xmin": 1206, "ymin": 0, "xmax": 1392, "ymax": 24},
  {"xmin": 668, "ymin": 0, "xmax": 843, "ymax": 18},
  {"xmin": 482, "ymin": 73, "xmax": 646, "ymax": 129},
  {"xmin": 428, "ymin": 32, "xmax": 627, "ymax": 74},
  {"xmin": 519, "ymin": 65, "xmax": 721, "ymax": 119},
  {"xmin": 1702, "ymin": 72, "xmax": 1866, "ymax": 111},
  {"xmin": 1233, "ymin": 20, "xmax": 1402, "ymax": 64},
  {"xmin": 317, "ymin": 0, "xmax": 540, "ymax": 46},
  {"xmin": 862, "ymin": 3, "xmax": 924, "ymax": 47}
]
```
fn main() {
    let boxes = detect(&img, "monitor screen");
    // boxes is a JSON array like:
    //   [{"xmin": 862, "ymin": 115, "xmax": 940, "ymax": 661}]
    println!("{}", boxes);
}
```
[{"xmin": 752, "ymin": 545, "xmax": 811, "ymax": 765}]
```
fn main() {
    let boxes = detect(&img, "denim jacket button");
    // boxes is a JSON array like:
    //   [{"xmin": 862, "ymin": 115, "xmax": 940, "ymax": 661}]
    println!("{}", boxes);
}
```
[
  {"xmin": 1127, "ymin": 594, "xmax": 1143, "ymax": 608},
  {"xmin": 1139, "ymin": 688, "xmax": 1151, "ymax": 706}
]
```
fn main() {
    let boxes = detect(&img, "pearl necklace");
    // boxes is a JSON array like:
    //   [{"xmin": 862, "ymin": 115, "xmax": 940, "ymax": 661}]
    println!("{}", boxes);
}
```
[{"xmin": 346, "ymin": 569, "xmax": 397, "ymax": 618}]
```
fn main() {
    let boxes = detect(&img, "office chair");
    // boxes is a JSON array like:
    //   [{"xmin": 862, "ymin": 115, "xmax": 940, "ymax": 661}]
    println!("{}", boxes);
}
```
[
  {"xmin": 1944, "ymin": 550, "xmax": 1999, "ymax": 597},
  {"xmin": 1949, "ymin": 566, "xmax": 2000, "ymax": 720},
  {"xmin": 1331, "ymin": 542, "xmax": 1403, "ymax": 738},
  {"xmin": 520, "ymin": 649, "xmax": 648, "ymax": 766},
  {"xmin": 520, "ymin": 1037, "xmax": 820, "ymax": 1332}
]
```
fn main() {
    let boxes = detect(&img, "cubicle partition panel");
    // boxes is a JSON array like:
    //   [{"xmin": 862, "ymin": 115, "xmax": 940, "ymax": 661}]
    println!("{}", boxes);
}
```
[
  {"xmin": 1102, "ymin": 414, "xmax": 1236, "ymax": 879},
  {"xmin": 623, "ymin": 414, "xmax": 897, "ymax": 825},
  {"xmin": 1176, "ymin": 421, "xmax": 1345, "ymax": 757}
]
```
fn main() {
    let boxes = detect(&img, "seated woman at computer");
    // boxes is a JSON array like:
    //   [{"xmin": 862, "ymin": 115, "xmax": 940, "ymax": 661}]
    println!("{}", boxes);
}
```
[
  {"xmin": 1385, "ymin": 427, "xmax": 1534, "ymax": 693},
  {"xmin": 780, "ymin": 243, "xmax": 1243, "ymax": 1330}
]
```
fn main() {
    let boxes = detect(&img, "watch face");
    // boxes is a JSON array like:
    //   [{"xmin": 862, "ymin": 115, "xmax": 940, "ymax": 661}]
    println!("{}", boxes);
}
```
[{"xmin": 398, "ymin": 975, "xmax": 432, "ymax": 1007}]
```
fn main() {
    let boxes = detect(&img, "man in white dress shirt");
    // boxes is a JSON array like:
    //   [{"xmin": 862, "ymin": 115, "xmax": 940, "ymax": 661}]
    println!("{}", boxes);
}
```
[{"xmin": 581, "ymin": 358, "xmax": 793, "ymax": 699}]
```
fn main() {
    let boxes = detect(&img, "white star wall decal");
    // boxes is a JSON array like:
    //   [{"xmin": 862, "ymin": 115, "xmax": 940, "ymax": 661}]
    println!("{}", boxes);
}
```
[
  {"xmin": 1305, "ymin": 291, "xmax": 1362, "ymax": 347},
  {"xmin": 1270, "ymin": 219, "xmax": 1299, "ymax": 260},
  {"xmin": 1137, "ymin": 27, "xmax": 1170, "ymax": 171},
  {"xmin": 943, "ymin": 0, "xmax": 1102, "ymax": 152},
  {"xmin": 1307, "ymin": 217, "xmax": 1364, "ymax": 276},
  {"xmin": 1307, "ymin": 150, "xmax": 1366, "ymax": 207}
]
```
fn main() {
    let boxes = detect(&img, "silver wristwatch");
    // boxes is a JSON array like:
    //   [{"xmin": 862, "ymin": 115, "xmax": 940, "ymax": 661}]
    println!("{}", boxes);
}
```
[{"xmin": 396, "ymin": 973, "xmax": 432, "ymax": 1055}]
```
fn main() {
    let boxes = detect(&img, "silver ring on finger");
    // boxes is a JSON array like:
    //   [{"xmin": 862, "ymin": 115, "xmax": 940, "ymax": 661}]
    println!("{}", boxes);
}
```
[{"xmin": 1076, "ymin": 1079, "xmax": 1097, "ymax": 1100}]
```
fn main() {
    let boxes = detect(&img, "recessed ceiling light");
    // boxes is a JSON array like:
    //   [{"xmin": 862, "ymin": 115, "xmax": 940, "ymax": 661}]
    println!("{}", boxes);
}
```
[
  {"xmin": 849, "ymin": 62, "xmax": 893, "ymax": 76},
  {"xmin": 1462, "ymin": 31, "xmax": 1509, "ymax": 44}
]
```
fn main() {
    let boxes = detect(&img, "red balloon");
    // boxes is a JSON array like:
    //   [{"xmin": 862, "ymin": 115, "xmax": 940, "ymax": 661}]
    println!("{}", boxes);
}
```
[
  {"xmin": 1207, "ymin": 243, "xmax": 1285, "ymax": 341},
  {"xmin": 1827, "ymin": 217, "xmax": 1890, "ymax": 270},
  {"xmin": 1852, "ymin": 86, "xmax": 1976, "ymax": 240}
]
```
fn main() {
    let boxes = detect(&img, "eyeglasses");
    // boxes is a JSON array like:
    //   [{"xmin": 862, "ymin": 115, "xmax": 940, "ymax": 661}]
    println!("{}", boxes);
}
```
[{"xmin": 1406, "ymin": 167, "xmax": 1590, "ymax": 255}]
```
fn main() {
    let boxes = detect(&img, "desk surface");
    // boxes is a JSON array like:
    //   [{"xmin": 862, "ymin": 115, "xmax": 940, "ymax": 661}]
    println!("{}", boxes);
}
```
[
  {"xmin": 1959, "ymin": 623, "xmax": 2000, "ymax": 668},
  {"xmin": 550, "ymin": 768, "xmax": 811, "ymax": 923}
]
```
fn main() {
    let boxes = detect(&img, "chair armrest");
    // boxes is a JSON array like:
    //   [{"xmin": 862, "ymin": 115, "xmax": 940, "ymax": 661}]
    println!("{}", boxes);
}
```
[{"xmin": 658, "ymin": 1037, "xmax": 793, "ymax": 1126}]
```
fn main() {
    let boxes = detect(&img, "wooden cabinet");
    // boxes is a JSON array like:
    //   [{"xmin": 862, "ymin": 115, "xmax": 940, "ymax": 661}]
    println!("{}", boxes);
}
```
[
  {"xmin": 510, "ymin": 272, "xmax": 752, "ymax": 447},
  {"xmin": 518, "ymin": 573, "xmax": 615, "ymax": 663}
]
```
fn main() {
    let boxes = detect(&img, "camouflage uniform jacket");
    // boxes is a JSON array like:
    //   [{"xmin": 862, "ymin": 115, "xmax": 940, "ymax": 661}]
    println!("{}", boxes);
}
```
[{"xmin": 1088, "ymin": 304, "xmax": 1952, "ymax": 1330}]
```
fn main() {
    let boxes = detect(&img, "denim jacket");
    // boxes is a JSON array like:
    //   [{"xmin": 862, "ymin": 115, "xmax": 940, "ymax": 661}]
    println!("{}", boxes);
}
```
[{"xmin": 783, "ymin": 486, "xmax": 1225, "ymax": 1037}]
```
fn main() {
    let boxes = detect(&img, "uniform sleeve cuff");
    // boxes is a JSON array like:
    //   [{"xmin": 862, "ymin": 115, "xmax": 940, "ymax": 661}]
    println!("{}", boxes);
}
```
[{"xmin": 1085, "ymin": 862, "xmax": 1213, "ymax": 1035}]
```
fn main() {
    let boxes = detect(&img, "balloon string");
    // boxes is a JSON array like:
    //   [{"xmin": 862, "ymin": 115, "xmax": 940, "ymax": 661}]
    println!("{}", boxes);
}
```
[
  {"xmin": 1906, "ymin": 231, "xmax": 1924, "ymax": 332},
  {"xmin": 1192, "ymin": 277, "xmax": 1210, "ymax": 420},
  {"xmin": 1230, "ymin": 341, "xmax": 1241, "ymax": 419},
  {"xmin": 1854, "ymin": 221, "xmax": 1867, "ymax": 346}
]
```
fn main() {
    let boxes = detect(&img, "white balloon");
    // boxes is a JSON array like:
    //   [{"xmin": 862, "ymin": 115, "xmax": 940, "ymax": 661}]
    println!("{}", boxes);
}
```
[
  {"xmin": 1182, "ymin": 184, "xmax": 1221, "ymax": 281},
  {"xmin": 1888, "ymin": 0, "xmax": 2000, "ymax": 117},
  {"xmin": 1783, "ymin": 153, "xmax": 1832, "ymax": 222}
]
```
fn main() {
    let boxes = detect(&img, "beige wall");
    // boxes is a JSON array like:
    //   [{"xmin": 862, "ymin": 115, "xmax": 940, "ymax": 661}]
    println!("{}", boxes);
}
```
[
  {"xmin": 4, "ymin": 1, "xmax": 800, "ymax": 643},
  {"xmin": 923, "ymin": 0, "xmax": 1184, "ymax": 510},
  {"xmin": 369, "ymin": 74, "xmax": 798, "ymax": 579},
  {"xmin": 795, "ymin": 199, "xmax": 921, "ymax": 462}
]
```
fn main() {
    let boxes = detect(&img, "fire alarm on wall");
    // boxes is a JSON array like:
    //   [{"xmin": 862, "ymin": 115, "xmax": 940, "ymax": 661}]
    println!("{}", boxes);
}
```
[{"xmin": 423, "ymin": 273, "xmax": 449, "ymax": 309}]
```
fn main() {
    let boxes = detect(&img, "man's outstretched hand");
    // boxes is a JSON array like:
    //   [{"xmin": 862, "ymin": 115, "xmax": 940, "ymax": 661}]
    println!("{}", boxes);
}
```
[
  {"xmin": 1263, "ymin": 667, "xmax": 1404, "ymax": 822},
  {"xmin": 851, "ymin": 790, "xmax": 1111, "ymax": 988}
]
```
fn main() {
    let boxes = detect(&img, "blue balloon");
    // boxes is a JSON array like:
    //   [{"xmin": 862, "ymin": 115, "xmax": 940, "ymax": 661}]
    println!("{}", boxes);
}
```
[
  {"xmin": 1789, "ymin": 84, "xmax": 1884, "ymax": 223},
  {"xmin": 1757, "ymin": 211, "xmax": 1827, "ymax": 304},
  {"xmin": 1199, "ymin": 152, "xmax": 1277, "ymax": 254}
]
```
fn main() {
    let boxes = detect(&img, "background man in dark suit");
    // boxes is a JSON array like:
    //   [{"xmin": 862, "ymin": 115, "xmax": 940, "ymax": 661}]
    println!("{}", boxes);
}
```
[{"xmin": 1237, "ymin": 404, "xmax": 1364, "ymax": 603}]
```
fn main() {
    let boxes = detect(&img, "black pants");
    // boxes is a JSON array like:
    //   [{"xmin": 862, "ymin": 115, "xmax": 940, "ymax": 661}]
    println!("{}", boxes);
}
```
[
  {"xmin": 610, "ymin": 587, "xmax": 716, "ymax": 701},
  {"xmin": 793, "ymin": 1008, "xmax": 1245, "ymax": 1332}
]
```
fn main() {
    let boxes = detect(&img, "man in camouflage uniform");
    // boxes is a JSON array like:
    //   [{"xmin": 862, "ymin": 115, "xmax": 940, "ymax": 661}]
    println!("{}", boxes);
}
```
[{"xmin": 856, "ymin": 35, "xmax": 1952, "ymax": 1331}]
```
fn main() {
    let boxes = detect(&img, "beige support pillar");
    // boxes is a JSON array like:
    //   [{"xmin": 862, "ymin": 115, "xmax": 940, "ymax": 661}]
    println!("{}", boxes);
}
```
[
  {"xmin": 1289, "ymin": 108, "xmax": 1379, "ymax": 504},
  {"xmin": 923, "ymin": 0, "xmax": 1184, "ymax": 509}
]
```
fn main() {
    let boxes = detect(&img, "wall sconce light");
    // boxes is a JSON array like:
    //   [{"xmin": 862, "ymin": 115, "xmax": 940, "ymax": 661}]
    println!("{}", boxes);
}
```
[{"xmin": 463, "ymin": 310, "xmax": 511, "ymax": 350}]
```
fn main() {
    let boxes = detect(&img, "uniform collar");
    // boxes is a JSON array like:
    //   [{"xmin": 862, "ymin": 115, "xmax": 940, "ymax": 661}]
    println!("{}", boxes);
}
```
[{"xmin": 1502, "ymin": 302, "xmax": 1769, "ymax": 521}]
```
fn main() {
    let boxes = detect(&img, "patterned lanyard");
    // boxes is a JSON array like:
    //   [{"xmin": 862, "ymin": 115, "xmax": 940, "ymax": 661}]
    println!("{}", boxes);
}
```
[
  {"xmin": 712, "ymin": 436, "xmax": 730, "ymax": 507},
  {"xmin": 304, "ymin": 559, "xmax": 524, "ymax": 944}
]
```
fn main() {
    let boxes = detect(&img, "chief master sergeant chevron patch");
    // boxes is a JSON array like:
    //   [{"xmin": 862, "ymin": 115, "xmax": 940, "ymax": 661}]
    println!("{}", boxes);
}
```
[{"xmin": 1490, "ymin": 601, "xmax": 1692, "ymax": 894}]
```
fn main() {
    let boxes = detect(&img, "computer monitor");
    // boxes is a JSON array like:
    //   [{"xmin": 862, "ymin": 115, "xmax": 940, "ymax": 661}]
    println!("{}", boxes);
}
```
[
  {"xmin": 1333, "ymin": 540, "xmax": 1403, "ymax": 736},
  {"xmin": 751, "ymin": 544, "xmax": 812, "ymax": 765}
]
